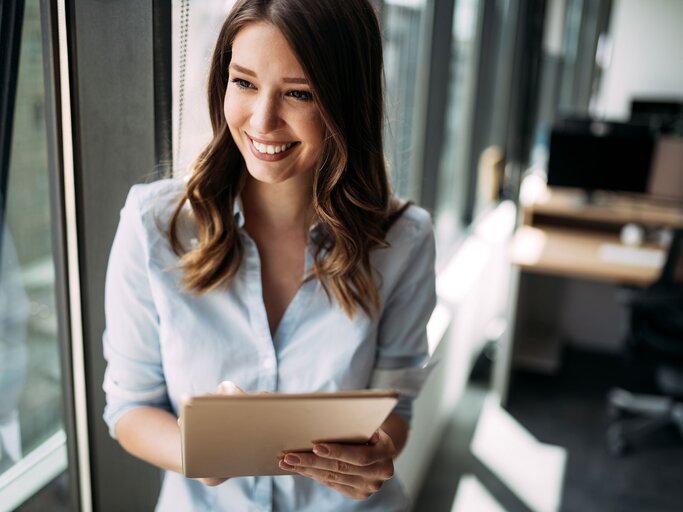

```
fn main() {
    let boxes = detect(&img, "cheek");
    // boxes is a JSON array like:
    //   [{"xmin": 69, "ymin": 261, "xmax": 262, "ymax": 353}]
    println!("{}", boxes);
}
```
[
  {"xmin": 223, "ymin": 92, "xmax": 242, "ymax": 130},
  {"xmin": 299, "ymin": 111, "xmax": 325, "ymax": 144}
]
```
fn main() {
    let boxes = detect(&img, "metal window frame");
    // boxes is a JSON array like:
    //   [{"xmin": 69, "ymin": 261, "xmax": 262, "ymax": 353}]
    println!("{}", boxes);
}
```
[
  {"xmin": 42, "ymin": 0, "xmax": 87, "ymax": 509},
  {"xmin": 557, "ymin": 0, "xmax": 612, "ymax": 114},
  {"xmin": 415, "ymin": 0, "xmax": 456, "ymax": 212},
  {"xmin": 462, "ymin": 0, "xmax": 509, "ymax": 223},
  {"xmin": 502, "ymin": 0, "xmax": 547, "ymax": 199},
  {"xmin": 0, "ymin": 1, "xmax": 83, "ymax": 510}
]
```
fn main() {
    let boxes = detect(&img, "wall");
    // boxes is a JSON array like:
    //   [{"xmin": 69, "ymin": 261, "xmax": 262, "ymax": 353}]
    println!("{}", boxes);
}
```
[
  {"xmin": 395, "ymin": 201, "xmax": 516, "ymax": 503},
  {"xmin": 596, "ymin": 0, "xmax": 683, "ymax": 119}
]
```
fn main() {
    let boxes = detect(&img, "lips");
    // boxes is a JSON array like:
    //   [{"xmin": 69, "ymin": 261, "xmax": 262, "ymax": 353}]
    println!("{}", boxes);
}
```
[{"xmin": 246, "ymin": 134, "xmax": 299, "ymax": 162}]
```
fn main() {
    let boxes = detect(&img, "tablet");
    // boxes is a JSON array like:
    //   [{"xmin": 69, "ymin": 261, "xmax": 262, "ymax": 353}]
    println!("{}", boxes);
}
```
[{"xmin": 179, "ymin": 389, "xmax": 399, "ymax": 478}]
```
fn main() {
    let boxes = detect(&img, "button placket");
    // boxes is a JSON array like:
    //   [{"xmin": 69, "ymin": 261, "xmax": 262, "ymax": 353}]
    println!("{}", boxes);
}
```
[{"xmin": 242, "ymin": 232, "xmax": 278, "ymax": 392}]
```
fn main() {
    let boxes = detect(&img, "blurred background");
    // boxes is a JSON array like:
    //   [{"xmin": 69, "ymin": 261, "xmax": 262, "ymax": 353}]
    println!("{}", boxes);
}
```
[{"xmin": 1, "ymin": 0, "xmax": 681, "ymax": 510}]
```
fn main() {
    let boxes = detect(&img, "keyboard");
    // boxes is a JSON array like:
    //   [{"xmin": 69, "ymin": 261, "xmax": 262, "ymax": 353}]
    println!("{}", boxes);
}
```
[{"xmin": 598, "ymin": 243, "xmax": 665, "ymax": 268}]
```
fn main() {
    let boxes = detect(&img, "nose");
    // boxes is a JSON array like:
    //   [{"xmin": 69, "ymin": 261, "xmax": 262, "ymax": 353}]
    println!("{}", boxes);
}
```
[{"xmin": 251, "ymin": 93, "xmax": 283, "ymax": 134}]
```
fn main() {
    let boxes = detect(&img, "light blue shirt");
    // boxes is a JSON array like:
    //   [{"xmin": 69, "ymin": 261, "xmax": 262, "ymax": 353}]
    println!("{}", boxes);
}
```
[{"xmin": 102, "ymin": 178, "xmax": 436, "ymax": 512}]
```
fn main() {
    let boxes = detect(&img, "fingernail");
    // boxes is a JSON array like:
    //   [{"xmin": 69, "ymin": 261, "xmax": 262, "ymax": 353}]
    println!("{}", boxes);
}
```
[
  {"xmin": 313, "ymin": 444, "xmax": 329, "ymax": 456},
  {"xmin": 279, "ymin": 461, "xmax": 294, "ymax": 471},
  {"xmin": 284, "ymin": 454, "xmax": 300, "ymax": 465},
  {"xmin": 219, "ymin": 381, "xmax": 235, "ymax": 394}
]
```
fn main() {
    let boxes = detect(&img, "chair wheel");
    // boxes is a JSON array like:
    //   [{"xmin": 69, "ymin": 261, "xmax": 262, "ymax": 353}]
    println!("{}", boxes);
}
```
[{"xmin": 607, "ymin": 424, "xmax": 629, "ymax": 456}]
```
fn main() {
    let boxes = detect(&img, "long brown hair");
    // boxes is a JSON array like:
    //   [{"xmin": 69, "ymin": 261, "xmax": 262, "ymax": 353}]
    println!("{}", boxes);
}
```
[{"xmin": 168, "ymin": 0, "xmax": 407, "ymax": 317}]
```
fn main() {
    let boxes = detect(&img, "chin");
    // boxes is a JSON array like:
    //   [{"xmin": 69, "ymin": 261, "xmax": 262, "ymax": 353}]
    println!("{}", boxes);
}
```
[{"xmin": 245, "ymin": 165, "xmax": 295, "ymax": 185}]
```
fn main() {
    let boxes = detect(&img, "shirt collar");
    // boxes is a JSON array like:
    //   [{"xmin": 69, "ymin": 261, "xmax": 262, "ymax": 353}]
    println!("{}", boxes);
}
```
[{"xmin": 233, "ymin": 196, "xmax": 245, "ymax": 229}]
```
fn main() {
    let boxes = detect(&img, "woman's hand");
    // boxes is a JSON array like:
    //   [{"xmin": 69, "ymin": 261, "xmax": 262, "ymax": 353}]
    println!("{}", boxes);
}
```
[
  {"xmin": 278, "ymin": 429, "xmax": 397, "ymax": 500},
  {"xmin": 194, "ymin": 381, "xmax": 246, "ymax": 487}
]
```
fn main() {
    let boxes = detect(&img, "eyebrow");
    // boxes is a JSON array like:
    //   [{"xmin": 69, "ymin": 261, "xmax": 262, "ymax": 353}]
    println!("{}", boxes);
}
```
[{"xmin": 229, "ymin": 63, "xmax": 309, "ymax": 85}]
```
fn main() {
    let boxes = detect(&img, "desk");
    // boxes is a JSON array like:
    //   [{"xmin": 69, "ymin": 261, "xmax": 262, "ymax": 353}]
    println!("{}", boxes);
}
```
[
  {"xmin": 494, "ymin": 187, "xmax": 683, "ymax": 403},
  {"xmin": 511, "ymin": 226, "xmax": 662, "ymax": 286}
]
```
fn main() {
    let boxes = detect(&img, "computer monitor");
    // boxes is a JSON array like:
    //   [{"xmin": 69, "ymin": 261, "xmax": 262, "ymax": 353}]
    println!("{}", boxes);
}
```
[
  {"xmin": 547, "ymin": 119, "xmax": 655, "ymax": 196},
  {"xmin": 630, "ymin": 98, "xmax": 683, "ymax": 130}
]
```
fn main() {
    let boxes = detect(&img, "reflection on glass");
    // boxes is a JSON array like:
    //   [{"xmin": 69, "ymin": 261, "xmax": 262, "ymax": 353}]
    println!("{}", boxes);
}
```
[
  {"xmin": 0, "ymin": 1, "xmax": 70, "ymax": 509},
  {"xmin": 382, "ymin": 0, "xmax": 426, "ymax": 200},
  {"xmin": 0, "ymin": 227, "xmax": 29, "ymax": 472}
]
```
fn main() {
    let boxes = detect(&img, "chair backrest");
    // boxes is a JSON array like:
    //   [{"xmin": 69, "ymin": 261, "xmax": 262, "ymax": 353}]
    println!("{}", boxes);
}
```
[{"xmin": 658, "ymin": 228, "xmax": 683, "ymax": 285}]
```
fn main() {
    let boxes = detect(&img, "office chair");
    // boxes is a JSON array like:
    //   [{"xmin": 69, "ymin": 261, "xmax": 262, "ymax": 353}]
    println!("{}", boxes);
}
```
[{"xmin": 606, "ymin": 228, "xmax": 683, "ymax": 455}]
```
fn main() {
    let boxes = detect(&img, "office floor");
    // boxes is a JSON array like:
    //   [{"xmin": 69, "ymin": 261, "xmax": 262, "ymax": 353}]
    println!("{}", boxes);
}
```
[{"xmin": 414, "ymin": 348, "xmax": 683, "ymax": 512}]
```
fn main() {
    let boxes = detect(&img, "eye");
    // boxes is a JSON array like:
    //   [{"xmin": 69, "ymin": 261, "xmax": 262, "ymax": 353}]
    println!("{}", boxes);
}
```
[
  {"xmin": 287, "ymin": 90, "xmax": 313, "ymax": 102},
  {"xmin": 231, "ymin": 78, "xmax": 255, "ymax": 90}
]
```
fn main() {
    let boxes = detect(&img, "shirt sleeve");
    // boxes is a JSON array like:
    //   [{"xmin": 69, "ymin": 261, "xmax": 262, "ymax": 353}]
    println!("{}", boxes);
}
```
[
  {"xmin": 102, "ymin": 187, "xmax": 171, "ymax": 439},
  {"xmin": 371, "ymin": 212, "xmax": 437, "ymax": 425}
]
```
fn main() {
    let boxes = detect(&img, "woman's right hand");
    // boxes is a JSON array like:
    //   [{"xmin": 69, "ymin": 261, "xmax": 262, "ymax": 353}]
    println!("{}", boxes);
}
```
[{"xmin": 195, "ymin": 381, "xmax": 246, "ymax": 487}]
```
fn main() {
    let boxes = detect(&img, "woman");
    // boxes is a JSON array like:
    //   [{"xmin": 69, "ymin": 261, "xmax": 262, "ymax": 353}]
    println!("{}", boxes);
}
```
[{"xmin": 102, "ymin": 0, "xmax": 436, "ymax": 510}]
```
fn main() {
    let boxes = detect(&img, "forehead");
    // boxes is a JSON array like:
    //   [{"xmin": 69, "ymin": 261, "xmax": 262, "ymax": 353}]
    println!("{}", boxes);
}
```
[{"xmin": 231, "ymin": 22, "xmax": 305, "ymax": 77}]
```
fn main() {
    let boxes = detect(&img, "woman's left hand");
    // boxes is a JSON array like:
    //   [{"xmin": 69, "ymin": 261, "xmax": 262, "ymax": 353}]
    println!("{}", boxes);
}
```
[{"xmin": 278, "ymin": 429, "xmax": 396, "ymax": 500}]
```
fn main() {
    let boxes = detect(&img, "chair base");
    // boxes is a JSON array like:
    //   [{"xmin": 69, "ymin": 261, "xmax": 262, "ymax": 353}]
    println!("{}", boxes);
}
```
[{"xmin": 606, "ymin": 387, "xmax": 683, "ymax": 455}]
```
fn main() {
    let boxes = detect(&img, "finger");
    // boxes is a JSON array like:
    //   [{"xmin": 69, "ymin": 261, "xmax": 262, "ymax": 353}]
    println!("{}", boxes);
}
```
[
  {"xmin": 217, "ymin": 381, "xmax": 246, "ymax": 395},
  {"xmin": 196, "ymin": 477, "xmax": 228, "ymax": 487},
  {"xmin": 282, "ymin": 452, "xmax": 393, "ymax": 481},
  {"xmin": 282, "ymin": 452, "xmax": 366, "ymax": 477},
  {"xmin": 280, "ymin": 461, "xmax": 367, "ymax": 488},
  {"xmin": 323, "ymin": 481, "xmax": 374, "ymax": 501},
  {"xmin": 313, "ymin": 431, "xmax": 395, "ymax": 467}
]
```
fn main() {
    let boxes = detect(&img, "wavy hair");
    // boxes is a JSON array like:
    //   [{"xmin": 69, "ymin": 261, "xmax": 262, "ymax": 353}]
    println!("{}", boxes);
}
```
[{"xmin": 168, "ymin": 0, "xmax": 407, "ymax": 317}]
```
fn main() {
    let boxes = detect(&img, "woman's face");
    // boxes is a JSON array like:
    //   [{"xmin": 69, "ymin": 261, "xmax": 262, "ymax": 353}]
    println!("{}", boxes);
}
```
[{"xmin": 224, "ymin": 22, "xmax": 325, "ymax": 186}]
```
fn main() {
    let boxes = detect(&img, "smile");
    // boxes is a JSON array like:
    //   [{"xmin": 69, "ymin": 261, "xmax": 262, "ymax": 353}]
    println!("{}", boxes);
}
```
[{"xmin": 247, "ymin": 135, "xmax": 299, "ymax": 162}]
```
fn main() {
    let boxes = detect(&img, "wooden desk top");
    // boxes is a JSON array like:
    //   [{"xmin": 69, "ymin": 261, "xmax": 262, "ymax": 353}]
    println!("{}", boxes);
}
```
[
  {"xmin": 510, "ymin": 186, "xmax": 682, "ymax": 286},
  {"xmin": 523, "ymin": 188, "xmax": 683, "ymax": 228},
  {"xmin": 510, "ymin": 226, "xmax": 663, "ymax": 286}
]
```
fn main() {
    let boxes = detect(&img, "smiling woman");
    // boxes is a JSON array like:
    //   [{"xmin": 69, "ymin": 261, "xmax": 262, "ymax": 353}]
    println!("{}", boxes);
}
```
[
  {"xmin": 101, "ymin": 1, "xmax": 436, "ymax": 511},
  {"xmin": 224, "ymin": 22, "xmax": 324, "ymax": 185}
]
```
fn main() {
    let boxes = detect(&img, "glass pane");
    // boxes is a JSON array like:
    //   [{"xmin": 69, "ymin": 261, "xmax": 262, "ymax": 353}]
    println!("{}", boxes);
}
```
[
  {"xmin": 382, "ymin": 0, "xmax": 428, "ymax": 200},
  {"xmin": 529, "ymin": 0, "xmax": 606, "ymax": 169},
  {"xmin": 173, "ymin": 0, "xmax": 237, "ymax": 176},
  {"xmin": 0, "ymin": 1, "xmax": 71, "ymax": 509},
  {"xmin": 434, "ymin": 0, "xmax": 481, "ymax": 256}
]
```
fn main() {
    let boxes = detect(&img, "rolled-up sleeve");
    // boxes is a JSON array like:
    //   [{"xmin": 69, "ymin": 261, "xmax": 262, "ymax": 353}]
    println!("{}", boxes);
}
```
[
  {"xmin": 102, "ymin": 187, "xmax": 170, "ymax": 439},
  {"xmin": 371, "ymin": 212, "xmax": 437, "ymax": 425}
]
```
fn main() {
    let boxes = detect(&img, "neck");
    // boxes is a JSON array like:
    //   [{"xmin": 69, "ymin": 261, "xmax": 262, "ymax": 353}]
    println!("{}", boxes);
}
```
[{"xmin": 241, "ymin": 174, "xmax": 315, "ymax": 235}]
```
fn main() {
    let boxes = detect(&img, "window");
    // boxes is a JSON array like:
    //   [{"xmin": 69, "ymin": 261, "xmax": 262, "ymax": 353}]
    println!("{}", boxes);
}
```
[
  {"xmin": 382, "ymin": 0, "xmax": 429, "ymax": 200},
  {"xmin": 0, "ymin": 1, "xmax": 72, "ymax": 509},
  {"xmin": 173, "ymin": 0, "xmax": 237, "ymax": 176},
  {"xmin": 529, "ymin": 0, "xmax": 612, "ymax": 169},
  {"xmin": 433, "ymin": 0, "xmax": 483, "ymax": 257}
]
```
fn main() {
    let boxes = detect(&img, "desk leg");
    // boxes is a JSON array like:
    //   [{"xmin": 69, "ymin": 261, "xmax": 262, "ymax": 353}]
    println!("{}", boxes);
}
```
[
  {"xmin": 494, "ymin": 269, "xmax": 567, "ymax": 406},
  {"xmin": 493, "ymin": 265, "xmax": 521, "ymax": 406},
  {"xmin": 511, "ymin": 272, "xmax": 566, "ymax": 373}
]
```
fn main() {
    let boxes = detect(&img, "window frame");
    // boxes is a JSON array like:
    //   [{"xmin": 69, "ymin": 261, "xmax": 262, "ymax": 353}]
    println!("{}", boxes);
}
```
[{"xmin": 0, "ymin": 0, "xmax": 81, "ymax": 509}]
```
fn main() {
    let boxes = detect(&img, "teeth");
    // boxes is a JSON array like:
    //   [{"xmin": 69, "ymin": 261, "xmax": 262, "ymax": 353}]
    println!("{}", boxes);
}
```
[{"xmin": 252, "ymin": 140, "xmax": 294, "ymax": 154}]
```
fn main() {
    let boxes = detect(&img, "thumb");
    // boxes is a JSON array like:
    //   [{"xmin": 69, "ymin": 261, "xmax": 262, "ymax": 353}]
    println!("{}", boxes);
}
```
[{"xmin": 217, "ymin": 380, "xmax": 246, "ymax": 395}]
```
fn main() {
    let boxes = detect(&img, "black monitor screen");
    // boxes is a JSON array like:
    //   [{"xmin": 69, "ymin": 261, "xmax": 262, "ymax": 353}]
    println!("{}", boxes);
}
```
[
  {"xmin": 630, "ymin": 99, "xmax": 683, "ymax": 132},
  {"xmin": 547, "ymin": 121, "xmax": 655, "ymax": 194}
]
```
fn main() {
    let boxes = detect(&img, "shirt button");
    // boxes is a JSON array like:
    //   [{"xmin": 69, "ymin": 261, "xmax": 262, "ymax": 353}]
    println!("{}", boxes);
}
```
[{"xmin": 262, "ymin": 357, "xmax": 275, "ymax": 370}]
